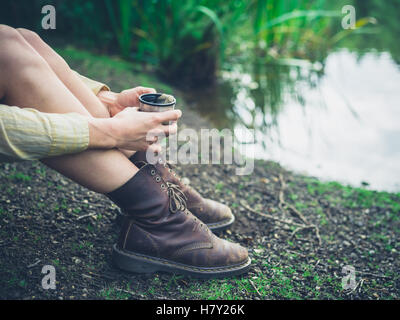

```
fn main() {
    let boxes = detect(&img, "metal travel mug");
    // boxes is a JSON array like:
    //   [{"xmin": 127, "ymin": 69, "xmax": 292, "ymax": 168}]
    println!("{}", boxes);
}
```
[
  {"xmin": 139, "ymin": 93, "xmax": 176, "ymax": 112},
  {"xmin": 139, "ymin": 93, "xmax": 176, "ymax": 125}
]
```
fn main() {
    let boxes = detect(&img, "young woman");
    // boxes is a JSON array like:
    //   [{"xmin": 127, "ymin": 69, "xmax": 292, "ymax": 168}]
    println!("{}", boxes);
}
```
[{"xmin": 0, "ymin": 25, "xmax": 250, "ymax": 277}]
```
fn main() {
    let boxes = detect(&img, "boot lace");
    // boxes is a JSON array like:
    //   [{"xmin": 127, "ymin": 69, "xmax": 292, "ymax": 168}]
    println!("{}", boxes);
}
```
[
  {"xmin": 157, "ymin": 165, "xmax": 207, "ymax": 231},
  {"xmin": 167, "ymin": 182, "xmax": 187, "ymax": 213},
  {"xmin": 167, "ymin": 181, "xmax": 208, "ymax": 232}
]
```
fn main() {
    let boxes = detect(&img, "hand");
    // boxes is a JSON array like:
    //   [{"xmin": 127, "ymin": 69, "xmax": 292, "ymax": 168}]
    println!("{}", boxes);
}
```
[
  {"xmin": 98, "ymin": 87, "xmax": 156, "ymax": 117},
  {"xmin": 88, "ymin": 108, "xmax": 181, "ymax": 152},
  {"xmin": 117, "ymin": 86, "xmax": 156, "ymax": 108}
]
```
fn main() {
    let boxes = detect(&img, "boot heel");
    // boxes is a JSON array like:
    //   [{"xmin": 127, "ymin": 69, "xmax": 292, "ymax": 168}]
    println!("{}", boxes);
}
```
[{"xmin": 112, "ymin": 244, "xmax": 159, "ymax": 274}]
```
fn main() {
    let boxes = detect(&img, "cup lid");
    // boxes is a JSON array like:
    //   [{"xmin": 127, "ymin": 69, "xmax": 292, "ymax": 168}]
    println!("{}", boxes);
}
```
[{"xmin": 139, "ymin": 93, "xmax": 176, "ymax": 107}]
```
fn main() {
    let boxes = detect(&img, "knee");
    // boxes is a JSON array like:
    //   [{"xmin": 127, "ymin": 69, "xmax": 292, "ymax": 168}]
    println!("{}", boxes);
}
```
[
  {"xmin": 0, "ymin": 25, "xmax": 27, "ymax": 63},
  {"xmin": 17, "ymin": 27, "xmax": 69, "ymax": 72},
  {"xmin": 16, "ymin": 28, "xmax": 42, "ymax": 46},
  {"xmin": 0, "ymin": 25, "xmax": 24, "ymax": 44},
  {"xmin": 0, "ymin": 26, "xmax": 46, "ymax": 72}
]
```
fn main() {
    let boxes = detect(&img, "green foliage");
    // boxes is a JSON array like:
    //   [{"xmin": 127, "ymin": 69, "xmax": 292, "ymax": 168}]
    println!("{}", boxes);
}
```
[
  {"xmin": 215, "ymin": 182, "xmax": 224, "ymax": 191},
  {"xmin": 0, "ymin": 0, "xmax": 376, "ymax": 86},
  {"xmin": 99, "ymin": 286, "xmax": 132, "ymax": 300},
  {"xmin": 306, "ymin": 178, "xmax": 400, "ymax": 214},
  {"xmin": 56, "ymin": 46, "xmax": 174, "ymax": 94},
  {"xmin": 104, "ymin": 0, "xmax": 133, "ymax": 59},
  {"xmin": 7, "ymin": 171, "xmax": 32, "ymax": 182}
]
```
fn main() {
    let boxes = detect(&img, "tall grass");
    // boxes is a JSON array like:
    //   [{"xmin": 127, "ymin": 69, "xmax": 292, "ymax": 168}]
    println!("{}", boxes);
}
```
[
  {"xmin": 0, "ymin": 0, "xmax": 375, "ymax": 86},
  {"xmin": 246, "ymin": 1, "xmax": 350, "ymax": 62},
  {"xmin": 103, "ymin": 0, "xmax": 354, "ymax": 85},
  {"xmin": 104, "ymin": 0, "xmax": 132, "ymax": 59}
]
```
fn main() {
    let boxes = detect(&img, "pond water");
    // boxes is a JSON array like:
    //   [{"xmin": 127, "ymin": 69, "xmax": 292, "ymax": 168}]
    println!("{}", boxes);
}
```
[{"xmin": 185, "ymin": 50, "xmax": 400, "ymax": 192}]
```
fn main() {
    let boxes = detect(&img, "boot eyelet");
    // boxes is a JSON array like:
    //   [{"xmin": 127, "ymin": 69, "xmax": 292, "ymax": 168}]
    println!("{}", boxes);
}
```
[
  {"xmin": 161, "ymin": 184, "xmax": 165, "ymax": 189},
  {"xmin": 155, "ymin": 176, "xmax": 161, "ymax": 182},
  {"xmin": 150, "ymin": 170, "xmax": 156, "ymax": 176}
]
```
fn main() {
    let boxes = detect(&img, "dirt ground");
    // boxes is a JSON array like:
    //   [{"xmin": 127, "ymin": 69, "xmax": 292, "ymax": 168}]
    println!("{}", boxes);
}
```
[{"xmin": 0, "ymin": 50, "xmax": 399, "ymax": 300}]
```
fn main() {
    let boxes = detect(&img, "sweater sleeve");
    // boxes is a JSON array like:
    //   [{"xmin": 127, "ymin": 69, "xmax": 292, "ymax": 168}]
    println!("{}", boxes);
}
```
[{"xmin": 0, "ymin": 104, "xmax": 89, "ymax": 162}]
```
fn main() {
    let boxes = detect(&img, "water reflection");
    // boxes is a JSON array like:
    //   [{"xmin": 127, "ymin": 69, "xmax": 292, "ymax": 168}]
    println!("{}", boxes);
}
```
[
  {"xmin": 185, "ymin": 50, "xmax": 400, "ymax": 191},
  {"xmin": 182, "ymin": 0, "xmax": 400, "ymax": 191}
]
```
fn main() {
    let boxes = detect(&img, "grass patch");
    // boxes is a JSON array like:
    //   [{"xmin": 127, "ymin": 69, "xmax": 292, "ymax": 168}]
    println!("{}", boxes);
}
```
[
  {"xmin": 306, "ymin": 178, "xmax": 400, "ymax": 213},
  {"xmin": 56, "ymin": 46, "xmax": 174, "ymax": 94}
]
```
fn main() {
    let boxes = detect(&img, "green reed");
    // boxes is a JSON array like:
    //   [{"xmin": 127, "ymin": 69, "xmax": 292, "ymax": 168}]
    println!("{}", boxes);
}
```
[{"xmin": 0, "ymin": 0, "xmax": 375, "ymax": 85}]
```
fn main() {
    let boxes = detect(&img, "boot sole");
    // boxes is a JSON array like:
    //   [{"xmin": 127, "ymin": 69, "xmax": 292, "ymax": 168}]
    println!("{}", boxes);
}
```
[
  {"xmin": 112, "ymin": 244, "xmax": 251, "ymax": 278},
  {"xmin": 207, "ymin": 214, "xmax": 235, "ymax": 232}
]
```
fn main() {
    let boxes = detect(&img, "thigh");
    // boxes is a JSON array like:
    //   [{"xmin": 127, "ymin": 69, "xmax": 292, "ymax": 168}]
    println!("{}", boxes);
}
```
[
  {"xmin": 17, "ymin": 28, "xmax": 110, "ymax": 118},
  {"xmin": 0, "ymin": 27, "xmax": 91, "ymax": 117}
]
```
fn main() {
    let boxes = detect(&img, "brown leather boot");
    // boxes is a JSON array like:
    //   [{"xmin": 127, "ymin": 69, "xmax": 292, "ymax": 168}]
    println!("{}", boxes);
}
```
[
  {"xmin": 129, "ymin": 151, "xmax": 235, "ymax": 231},
  {"xmin": 107, "ymin": 164, "xmax": 250, "ymax": 278}
]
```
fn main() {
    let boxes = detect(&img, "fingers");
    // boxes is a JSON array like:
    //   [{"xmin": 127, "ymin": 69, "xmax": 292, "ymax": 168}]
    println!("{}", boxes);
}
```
[
  {"xmin": 120, "ymin": 87, "xmax": 156, "ymax": 97},
  {"xmin": 146, "ymin": 135, "xmax": 159, "ymax": 143},
  {"xmin": 152, "ymin": 109, "xmax": 182, "ymax": 124},
  {"xmin": 147, "ymin": 143, "xmax": 162, "ymax": 154},
  {"xmin": 147, "ymin": 121, "xmax": 177, "ymax": 138},
  {"xmin": 118, "ymin": 87, "xmax": 156, "ymax": 108},
  {"xmin": 138, "ymin": 86, "xmax": 156, "ymax": 94},
  {"xmin": 162, "ymin": 122, "xmax": 178, "ymax": 136}
]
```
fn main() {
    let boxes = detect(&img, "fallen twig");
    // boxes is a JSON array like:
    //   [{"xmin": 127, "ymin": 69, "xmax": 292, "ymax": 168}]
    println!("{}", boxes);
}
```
[
  {"xmin": 27, "ymin": 259, "xmax": 41, "ymax": 269},
  {"xmin": 286, "ymin": 204, "xmax": 309, "ymax": 225},
  {"xmin": 278, "ymin": 173, "xmax": 285, "ymax": 211},
  {"xmin": 314, "ymin": 225, "xmax": 322, "ymax": 246},
  {"xmin": 290, "ymin": 225, "xmax": 315, "ymax": 239},
  {"xmin": 315, "ymin": 261, "xmax": 391, "ymax": 279},
  {"xmin": 241, "ymin": 200, "xmax": 322, "ymax": 246},
  {"xmin": 240, "ymin": 201, "xmax": 305, "ymax": 228},
  {"xmin": 356, "ymin": 271, "xmax": 391, "ymax": 279},
  {"xmin": 249, "ymin": 279, "xmax": 262, "ymax": 297},
  {"xmin": 278, "ymin": 173, "xmax": 309, "ymax": 224},
  {"xmin": 358, "ymin": 278, "xmax": 365, "ymax": 293},
  {"xmin": 76, "ymin": 212, "xmax": 97, "ymax": 220},
  {"xmin": 115, "ymin": 288, "xmax": 136, "ymax": 296}
]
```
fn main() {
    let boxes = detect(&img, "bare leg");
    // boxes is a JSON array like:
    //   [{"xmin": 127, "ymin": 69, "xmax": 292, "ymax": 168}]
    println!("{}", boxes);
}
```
[
  {"xmin": 0, "ymin": 25, "xmax": 137, "ymax": 193},
  {"xmin": 16, "ymin": 28, "xmax": 136, "ymax": 158},
  {"xmin": 16, "ymin": 28, "xmax": 110, "ymax": 119}
]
